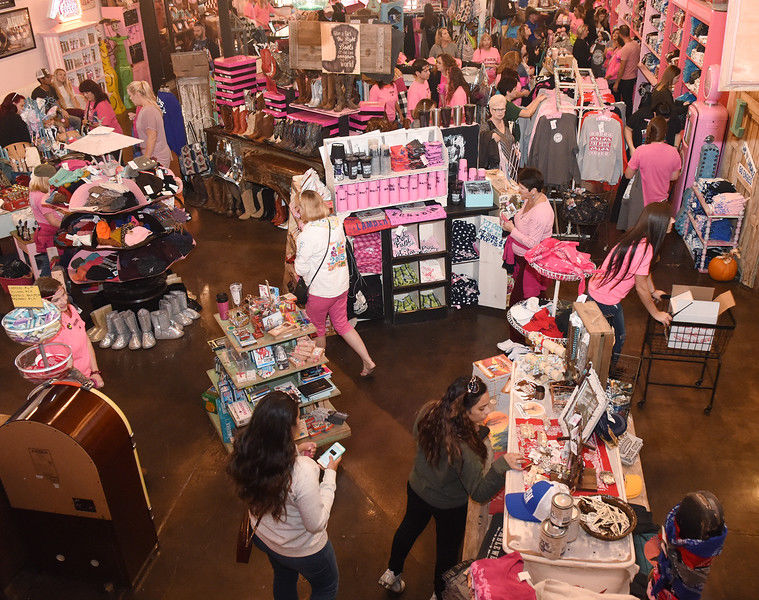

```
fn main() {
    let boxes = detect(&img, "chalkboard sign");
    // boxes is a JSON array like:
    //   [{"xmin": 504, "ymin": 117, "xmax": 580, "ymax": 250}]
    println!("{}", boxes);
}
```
[{"xmin": 321, "ymin": 23, "xmax": 360, "ymax": 74}]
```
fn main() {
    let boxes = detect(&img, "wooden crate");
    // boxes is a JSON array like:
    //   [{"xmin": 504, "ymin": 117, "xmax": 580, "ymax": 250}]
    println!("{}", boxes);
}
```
[{"xmin": 568, "ymin": 301, "xmax": 614, "ymax": 388}]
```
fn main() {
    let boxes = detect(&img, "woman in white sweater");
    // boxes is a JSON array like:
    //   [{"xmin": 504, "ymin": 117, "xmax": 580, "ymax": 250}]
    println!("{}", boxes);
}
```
[
  {"xmin": 228, "ymin": 391, "xmax": 341, "ymax": 600},
  {"xmin": 294, "ymin": 190, "xmax": 376, "ymax": 376}
]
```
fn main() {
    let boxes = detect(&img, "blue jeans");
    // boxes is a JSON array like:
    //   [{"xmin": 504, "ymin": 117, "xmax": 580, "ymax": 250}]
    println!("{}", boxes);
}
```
[
  {"xmin": 588, "ymin": 295, "xmax": 626, "ymax": 360},
  {"xmin": 253, "ymin": 536, "xmax": 339, "ymax": 600}
]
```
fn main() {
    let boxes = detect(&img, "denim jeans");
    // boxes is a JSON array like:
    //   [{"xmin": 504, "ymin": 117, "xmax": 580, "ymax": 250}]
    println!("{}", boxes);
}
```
[
  {"xmin": 253, "ymin": 536, "xmax": 339, "ymax": 600},
  {"xmin": 588, "ymin": 295, "xmax": 626, "ymax": 359}
]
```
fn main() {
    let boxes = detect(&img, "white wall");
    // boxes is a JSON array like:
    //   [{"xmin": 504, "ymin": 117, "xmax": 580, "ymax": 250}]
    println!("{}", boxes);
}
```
[{"xmin": 1, "ymin": 0, "xmax": 102, "ymax": 96}]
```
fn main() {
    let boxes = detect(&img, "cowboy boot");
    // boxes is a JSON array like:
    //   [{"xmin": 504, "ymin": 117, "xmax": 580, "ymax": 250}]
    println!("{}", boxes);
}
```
[
  {"xmin": 260, "ymin": 187, "xmax": 276, "ymax": 220},
  {"xmin": 122, "ymin": 310, "xmax": 142, "ymax": 350},
  {"xmin": 292, "ymin": 72, "xmax": 306, "ymax": 105},
  {"xmin": 160, "ymin": 297, "xmax": 189, "ymax": 329},
  {"xmin": 320, "ymin": 74, "xmax": 336, "ymax": 111},
  {"xmin": 246, "ymin": 111, "xmax": 264, "ymax": 140},
  {"xmin": 243, "ymin": 110, "xmax": 257, "ymax": 137},
  {"xmin": 255, "ymin": 92, "xmax": 266, "ymax": 112},
  {"xmin": 87, "ymin": 304, "xmax": 112, "ymax": 343},
  {"xmin": 333, "ymin": 77, "xmax": 347, "ymax": 113},
  {"xmin": 137, "ymin": 308, "xmax": 156, "ymax": 349},
  {"xmin": 300, "ymin": 73, "xmax": 312, "ymax": 106},
  {"xmin": 301, "ymin": 123, "xmax": 323, "ymax": 157},
  {"xmin": 281, "ymin": 120, "xmax": 297, "ymax": 150},
  {"xmin": 239, "ymin": 183, "xmax": 256, "ymax": 220},
  {"xmin": 307, "ymin": 77, "xmax": 322, "ymax": 108},
  {"xmin": 250, "ymin": 185, "xmax": 265, "ymax": 218},
  {"xmin": 236, "ymin": 107, "xmax": 250, "ymax": 135},
  {"xmin": 222, "ymin": 105, "xmax": 234, "ymax": 132},
  {"xmin": 151, "ymin": 309, "xmax": 183, "ymax": 340},
  {"xmin": 271, "ymin": 195, "xmax": 288, "ymax": 226},
  {"xmin": 269, "ymin": 119, "xmax": 284, "ymax": 143},
  {"xmin": 343, "ymin": 75, "xmax": 359, "ymax": 110},
  {"xmin": 254, "ymin": 113, "xmax": 274, "ymax": 143}
]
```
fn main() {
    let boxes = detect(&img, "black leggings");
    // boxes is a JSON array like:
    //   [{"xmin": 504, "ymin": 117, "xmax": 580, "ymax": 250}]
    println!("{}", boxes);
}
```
[{"xmin": 388, "ymin": 483, "xmax": 468, "ymax": 600}]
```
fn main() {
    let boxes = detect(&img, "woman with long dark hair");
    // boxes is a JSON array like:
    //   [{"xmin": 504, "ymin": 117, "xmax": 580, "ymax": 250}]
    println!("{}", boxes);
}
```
[
  {"xmin": 79, "ymin": 79, "xmax": 122, "ymax": 134},
  {"xmin": 588, "ymin": 202, "xmax": 674, "ymax": 361},
  {"xmin": 0, "ymin": 92, "xmax": 31, "ymax": 147},
  {"xmin": 378, "ymin": 376, "xmax": 523, "ymax": 599},
  {"xmin": 437, "ymin": 54, "xmax": 469, "ymax": 108},
  {"xmin": 420, "ymin": 3, "xmax": 440, "ymax": 58},
  {"xmin": 228, "ymin": 391, "xmax": 340, "ymax": 600}
]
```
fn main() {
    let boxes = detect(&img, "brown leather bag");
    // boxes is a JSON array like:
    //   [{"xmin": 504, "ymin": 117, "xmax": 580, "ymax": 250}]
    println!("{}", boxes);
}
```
[{"xmin": 235, "ymin": 509, "xmax": 262, "ymax": 563}]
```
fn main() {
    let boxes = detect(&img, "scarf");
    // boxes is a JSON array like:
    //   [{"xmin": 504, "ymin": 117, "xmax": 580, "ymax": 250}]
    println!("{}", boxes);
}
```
[{"xmin": 649, "ymin": 504, "xmax": 727, "ymax": 600}]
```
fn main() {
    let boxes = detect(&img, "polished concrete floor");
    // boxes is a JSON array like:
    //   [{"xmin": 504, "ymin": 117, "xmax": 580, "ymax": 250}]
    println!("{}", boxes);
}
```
[{"xmin": 0, "ymin": 207, "xmax": 756, "ymax": 600}]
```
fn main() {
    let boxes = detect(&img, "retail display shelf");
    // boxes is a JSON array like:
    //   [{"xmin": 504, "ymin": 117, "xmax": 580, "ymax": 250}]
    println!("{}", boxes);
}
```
[
  {"xmin": 393, "ymin": 305, "xmax": 447, "ymax": 322},
  {"xmin": 207, "ymin": 411, "xmax": 234, "ymax": 453},
  {"xmin": 214, "ymin": 313, "xmax": 316, "ymax": 353},
  {"xmin": 692, "ymin": 187, "xmax": 744, "ymax": 217},
  {"xmin": 642, "ymin": 40, "xmax": 662, "ymax": 62},
  {"xmin": 391, "ymin": 250, "xmax": 448, "ymax": 264},
  {"xmin": 685, "ymin": 82, "xmax": 700, "ymax": 96},
  {"xmin": 62, "ymin": 42, "xmax": 99, "ymax": 56},
  {"xmin": 296, "ymin": 105, "xmax": 360, "ymax": 117},
  {"xmin": 690, "ymin": 33, "xmax": 707, "ymax": 46},
  {"xmin": 392, "ymin": 279, "xmax": 448, "ymax": 292},
  {"xmin": 214, "ymin": 347, "xmax": 329, "ymax": 389},
  {"xmin": 452, "ymin": 258, "xmax": 479, "ymax": 266},
  {"xmin": 341, "ymin": 195, "xmax": 449, "ymax": 216},
  {"xmin": 638, "ymin": 63, "xmax": 658, "ymax": 85},
  {"xmin": 333, "ymin": 163, "xmax": 448, "ymax": 186},
  {"xmin": 686, "ymin": 213, "xmax": 737, "ymax": 248},
  {"xmin": 446, "ymin": 202, "xmax": 497, "ymax": 217},
  {"xmin": 687, "ymin": 54, "xmax": 704, "ymax": 69}
]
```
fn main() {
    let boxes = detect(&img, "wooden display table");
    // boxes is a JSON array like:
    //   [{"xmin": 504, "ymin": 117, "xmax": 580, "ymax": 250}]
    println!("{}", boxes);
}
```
[
  {"xmin": 463, "ymin": 359, "xmax": 649, "ymax": 593},
  {"xmin": 205, "ymin": 127, "xmax": 324, "ymax": 201}
]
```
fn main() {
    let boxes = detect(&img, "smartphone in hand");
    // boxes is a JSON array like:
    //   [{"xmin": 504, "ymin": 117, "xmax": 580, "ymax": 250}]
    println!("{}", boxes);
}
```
[{"xmin": 317, "ymin": 442, "xmax": 345, "ymax": 468}]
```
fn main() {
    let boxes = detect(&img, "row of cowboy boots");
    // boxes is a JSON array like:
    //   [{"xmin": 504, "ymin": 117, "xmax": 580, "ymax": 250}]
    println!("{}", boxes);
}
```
[
  {"xmin": 268, "ymin": 119, "xmax": 323, "ymax": 157},
  {"xmin": 237, "ymin": 183, "xmax": 289, "ymax": 226},
  {"xmin": 315, "ymin": 73, "xmax": 359, "ymax": 113}
]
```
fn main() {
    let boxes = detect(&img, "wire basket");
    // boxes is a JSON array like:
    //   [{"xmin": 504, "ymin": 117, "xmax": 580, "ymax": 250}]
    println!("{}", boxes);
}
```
[
  {"xmin": 15, "ymin": 343, "xmax": 73, "ymax": 382},
  {"xmin": 606, "ymin": 354, "xmax": 641, "ymax": 421},
  {"xmin": 2, "ymin": 301, "xmax": 62, "ymax": 346},
  {"xmin": 506, "ymin": 299, "xmax": 568, "ymax": 344},
  {"xmin": 644, "ymin": 311, "xmax": 736, "ymax": 359}
]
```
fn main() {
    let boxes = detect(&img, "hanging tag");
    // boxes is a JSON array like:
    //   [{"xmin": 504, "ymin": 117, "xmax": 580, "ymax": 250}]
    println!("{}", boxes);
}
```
[
  {"xmin": 550, "ymin": 120, "xmax": 557, "ymax": 130},
  {"xmin": 598, "ymin": 121, "xmax": 605, "ymax": 133}
]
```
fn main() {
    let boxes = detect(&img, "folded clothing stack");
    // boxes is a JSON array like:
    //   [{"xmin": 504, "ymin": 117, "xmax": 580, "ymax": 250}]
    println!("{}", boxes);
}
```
[
  {"xmin": 134, "ymin": 167, "xmax": 181, "ymax": 200},
  {"xmin": 351, "ymin": 231, "xmax": 382, "ymax": 274},
  {"xmin": 289, "ymin": 337, "xmax": 325, "ymax": 367},
  {"xmin": 450, "ymin": 273, "xmax": 479, "ymax": 308},
  {"xmin": 391, "ymin": 225, "xmax": 419, "ymax": 257},
  {"xmin": 708, "ymin": 192, "xmax": 745, "ymax": 216},
  {"xmin": 83, "ymin": 186, "xmax": 139, "ymax": 213},
  {"xmin": 523, "ymin": 307, "xmax": 563, "ymax": 338},
  {"xmin": 451, "ymin": 219, "xmax": 479, "ymax": 263},
  {"xmin": 695, "ymin": 178, "xmax": 735, "ymax": 205},
  {"xmin": 423, "ymin": 141, "xmax": 445, "ymax": 166},
  {"xmin": 390, "ymin": 145, "xmax": 409, "ymax": 172},
  {"xmin": 405, "ymin": 139, "xmax": 427, "ymax": 170}
]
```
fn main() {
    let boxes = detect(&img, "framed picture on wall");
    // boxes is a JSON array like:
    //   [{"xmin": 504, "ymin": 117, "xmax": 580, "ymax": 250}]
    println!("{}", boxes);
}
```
[{"xmin": 0, "ymin": 8, "xmax": 35, "ymax": 60}]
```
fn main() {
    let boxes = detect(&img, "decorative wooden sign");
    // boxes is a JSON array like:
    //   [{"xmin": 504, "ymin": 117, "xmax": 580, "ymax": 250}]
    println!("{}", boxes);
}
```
[{"xmin": 321, "ymin": 23, "xmax": 360, "ymax": 74}]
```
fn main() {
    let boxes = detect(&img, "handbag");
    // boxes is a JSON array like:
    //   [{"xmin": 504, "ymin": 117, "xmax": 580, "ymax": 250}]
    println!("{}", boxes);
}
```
[
  {"xmin": 236, "ymin": 508, "xmax": 262, "ymax": 564},
  {"xmin": 180, "ymin": 122, "xmax": 211, "ymax": 177},
  {"xmin": 294, "ymin": 221, "xmax": 331, "ymax": 306}
]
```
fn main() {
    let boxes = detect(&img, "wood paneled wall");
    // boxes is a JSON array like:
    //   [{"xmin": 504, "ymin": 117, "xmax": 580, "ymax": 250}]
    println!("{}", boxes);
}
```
[{"xmin": 721, "ymin": 92, "xmax": 759, "ymax": 288}]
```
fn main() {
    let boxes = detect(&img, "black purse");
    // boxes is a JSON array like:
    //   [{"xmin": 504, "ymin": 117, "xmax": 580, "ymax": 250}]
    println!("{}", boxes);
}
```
[{"xmin": 294, "ymin": 222, "xmax": 331, "ymax": 307}]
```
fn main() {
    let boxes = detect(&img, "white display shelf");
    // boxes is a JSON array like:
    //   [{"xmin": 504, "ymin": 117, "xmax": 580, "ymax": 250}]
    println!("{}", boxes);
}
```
[{"xmin": 333, "ymin": 163, "xmax": 447, "ymax": 186}]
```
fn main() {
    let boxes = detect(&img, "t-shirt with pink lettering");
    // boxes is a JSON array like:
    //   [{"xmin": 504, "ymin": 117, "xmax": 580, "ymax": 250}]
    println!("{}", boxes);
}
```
[
  {"xmin": 618, "ymin": 40, "xmax": 641, "ymax": 80},
  {"xmin": 369, "ymin": 84, "xmax": 398, "ymax": 120},
  {"xmin": 629, "ymin": 142, "xmax": 681, "ymax": 205},
  {"xmin": 407, "ymin": 80, "xmax": 431, "ymax": 119},
  {"xmin": 473, "ymin": 47, "xmax": 500, "ymax": 83},
  {"xmin": 588, "ymin": 240, "xmax": 652, "ymax": 305}
]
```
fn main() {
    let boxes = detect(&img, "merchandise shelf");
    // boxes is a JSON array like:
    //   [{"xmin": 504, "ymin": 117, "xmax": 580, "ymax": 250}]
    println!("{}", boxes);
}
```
[
  {"xmin": 333, "ymin": 163, "xmax": 447, "ymax": 186},
  {"xmin": 392, "ymin": 279, "xmax": 448, "ymax": 292},
  {"xmin": 214, "ymin": 312, "xmax": 316, "ymax": 353},
  {"xmin": 391, "ymin": 249, "xmax": 448, "ymax": 264},
  {"xmin": 638, "ymin": 63, "xmax": 658, "ymax": 86},
  {"xmin": 214, "ymin": 346, "xmax": 329, "ymax": 389}
]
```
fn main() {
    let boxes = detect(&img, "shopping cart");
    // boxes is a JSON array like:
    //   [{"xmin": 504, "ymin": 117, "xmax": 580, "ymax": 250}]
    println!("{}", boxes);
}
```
[{"xmin": 638, "ymin": 310, "xmax": 736, "ymax": 415}]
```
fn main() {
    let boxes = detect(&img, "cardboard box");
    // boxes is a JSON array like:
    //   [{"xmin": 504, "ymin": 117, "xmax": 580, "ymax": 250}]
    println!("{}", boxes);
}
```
[
  {"xmin": 171, "ymin": 51, "xmax": 210, "ymax": 78},
  {"xmin": 567, "ymin": 301, "xmax": 614, "ymax": 387},
  {"xmin": 668, "ymin": 285, "xmax": 735, "ymax": 352},
  {"xmin": 473, "ymin": 354, "xmax": 513, "ymax": 409}
]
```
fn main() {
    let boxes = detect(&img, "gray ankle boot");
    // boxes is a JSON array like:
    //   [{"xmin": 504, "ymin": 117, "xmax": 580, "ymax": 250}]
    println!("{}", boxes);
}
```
[
  {"xmin": 99, "ymin": 311, "xmax": 118, "ymax": 348},
  {"xmin": 122, "ymin": 310, "xmax": 142, "ymax": 350},
  {"xmin": 138, "ymin": 308, "xmax": 156, "ymax": 349},
  {"xmin": 111, "ymin": 312, "xmax": 130, "ymax": 350},
  {"xmin": 151, "ymin": 310, "xmax": 184, "ymax": 340},
  {"xmin": 170, "ymin": 290, "xmax": 200, "ymax": 320},
  {"xmin": 159, "ymin": 298, "xmax": 184, "ymax": 331},
  {"xmin": 165, "ymin": 294, "xmax": 193, "ymax": 326}
]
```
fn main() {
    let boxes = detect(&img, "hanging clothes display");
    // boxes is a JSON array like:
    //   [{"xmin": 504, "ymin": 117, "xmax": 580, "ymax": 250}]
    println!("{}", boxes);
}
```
[
  {"xmin": 577, "ymin": 111, "xmax": 625, "ymax": 184},
  {"xmin": 527, "ymin": 113, "xmax": 580, "ymax": 187}
]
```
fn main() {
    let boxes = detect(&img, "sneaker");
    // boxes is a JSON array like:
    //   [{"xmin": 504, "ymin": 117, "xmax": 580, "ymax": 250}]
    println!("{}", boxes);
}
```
[{"xmin": 378, "ymin": 569, "xmax": 405, "ymax": 594}]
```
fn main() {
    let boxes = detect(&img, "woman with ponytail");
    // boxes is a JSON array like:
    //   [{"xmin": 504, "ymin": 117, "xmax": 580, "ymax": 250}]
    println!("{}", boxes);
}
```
[
  {"xmin": 126, "ymin": 80, "xmax": 171, "ymax": 168},
  {"xmin": 379, "ymin": 376, "xmax": 524, "ymax": 599},
  {"xmin": 228, "ymin": 391, "xmax": 341, "ymax": 600}
]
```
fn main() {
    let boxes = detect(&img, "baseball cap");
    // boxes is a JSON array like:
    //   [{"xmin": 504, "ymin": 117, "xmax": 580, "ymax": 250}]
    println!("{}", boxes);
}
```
[
  {"xmin": 36, "ymin": 68, "xmax": 51, "ymax": 80},
  {"xmin": 505, "ymin": 481, "xmax": 570, "ymax": 523}
]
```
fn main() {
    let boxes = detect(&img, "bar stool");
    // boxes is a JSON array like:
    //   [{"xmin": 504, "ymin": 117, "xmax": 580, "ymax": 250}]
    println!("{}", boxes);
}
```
[{"xmin": 11, "ymin": 230, "xmax": 41, "ymax": 279}]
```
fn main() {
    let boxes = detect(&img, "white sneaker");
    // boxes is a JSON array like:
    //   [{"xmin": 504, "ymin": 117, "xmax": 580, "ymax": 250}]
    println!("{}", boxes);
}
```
[
  {"xmin": 378, "ymin": 568, "xmax": 406, "ymax": 594},
  {"xmin": 497, "ymin": 339, "xmax": 515, "ymax": 353}
]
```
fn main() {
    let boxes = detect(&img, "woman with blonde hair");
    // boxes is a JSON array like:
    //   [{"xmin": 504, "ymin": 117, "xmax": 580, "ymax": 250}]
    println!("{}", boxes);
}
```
[
  {"xmin": 429, "ymin": 28, "xmax": 457, "ymax": 59},
  {"xmin": 29, "ymin": 163, "xmax": 61, "ymax": 253},
  {"xmin": 52, "ymin": 68, "xmax": 85, "ymax": 113},
  {"xmin": 127, "ymin": 80, "xmax": 171, "ymax": 168},
  {"xmin": 472, "ymin": 33, "xmax": 501, "ymax": 84},
  {"xmin": 294, "ymin": 190, "xmax": 376, "ymax": 377}
]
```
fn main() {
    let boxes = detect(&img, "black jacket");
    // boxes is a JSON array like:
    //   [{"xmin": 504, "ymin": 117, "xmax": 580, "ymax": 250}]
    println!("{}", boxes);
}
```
[{"xmin": 0, "ymin": 112, "xmax": 31, "ymax": 147}]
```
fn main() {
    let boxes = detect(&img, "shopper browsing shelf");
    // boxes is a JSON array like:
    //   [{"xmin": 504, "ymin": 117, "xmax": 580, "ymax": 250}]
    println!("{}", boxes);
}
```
[
  {"xmin": 127, "ymin": 81, "xmax": 172, "ymax": 169},
  {"xmin": 478, "ymin": 94, "xmax": 515, "ymax": 171},
  {"xmin": 79, "ymin": 79, "xmax": 122, "ymax": 134},
  {"xmin": 496, "ymin": 70, "xmax": 547, "ymax": 142},
  {"xmin": 228, "ymin": 392, "xmax": 340, "ymax": 600},
  {"xmin": 407, "ymin": 59, "xmax": 432, "ymax": 120},
  {"xmin": 649, "ymin": 64, "xmax": 681, "ymax": 114},
  {"xmin": 501, "ymin": 168, "xmax": 554, "ymax": 307},
  {"xmin": 379, "ymin": 376, "xmax": 524, "ymax": 599},
  {"xmin": 0, "ymin": 92, "xmax": 31, "ymax": 148},
  {"xmin": 294, "ymin": 191, "xmax": 376, "ymax": 377},
  {"xmin": 572, "ymin": 24, "xmax": 593, "ymax": 69},
  {"xmin": 588, "ymin": 202, "xmax": 673, "ymax": 362},
  {"xmin": 613, "ymin": 25, "xmax": 641, "ymax": 121},
  {"xmin": 35, "ymin": 277, "xmax": 104, "ymax": 389},
  {"xmin": 420, "ymin": 3, "xmax": 441, "ymax": 58}
]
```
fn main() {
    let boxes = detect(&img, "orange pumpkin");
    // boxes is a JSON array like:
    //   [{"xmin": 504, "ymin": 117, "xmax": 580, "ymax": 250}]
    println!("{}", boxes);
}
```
[{"xmin": 708, "ymin": 253, "xmax": 738, "ymax": 281}]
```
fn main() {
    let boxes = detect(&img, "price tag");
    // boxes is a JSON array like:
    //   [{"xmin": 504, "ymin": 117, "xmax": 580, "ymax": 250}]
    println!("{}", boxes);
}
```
[{"xmin": 8, "ymin": 285, "xmax": 43, "ymax": 308}]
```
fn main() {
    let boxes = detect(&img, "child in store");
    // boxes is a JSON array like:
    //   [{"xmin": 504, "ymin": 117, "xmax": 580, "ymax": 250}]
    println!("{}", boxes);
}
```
[
  {"xmin": 29, "ymin": 163, "xmax": 61, "ymax": 257},
  {"xmin": 406, "ymin": 59, "xmax": 432, "ymax": 120},
  {"xmin": 472, "ymin": 33, "xmax": 501, "ymax": 84},
  {"xmin": 35, "ymin": 277, "xmax": 104, "ymax": 389}
]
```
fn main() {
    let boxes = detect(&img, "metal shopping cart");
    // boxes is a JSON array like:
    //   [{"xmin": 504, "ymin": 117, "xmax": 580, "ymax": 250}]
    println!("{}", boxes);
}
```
[{"xmin": 638, "ymin": 310, "xmax": 736, "ymax": 415}]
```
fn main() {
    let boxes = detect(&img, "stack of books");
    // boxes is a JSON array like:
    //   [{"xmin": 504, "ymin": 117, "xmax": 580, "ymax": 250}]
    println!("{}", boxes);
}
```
[{"xmin": 298, "ymin": 365, "xmax": 335, "ymax": 402}]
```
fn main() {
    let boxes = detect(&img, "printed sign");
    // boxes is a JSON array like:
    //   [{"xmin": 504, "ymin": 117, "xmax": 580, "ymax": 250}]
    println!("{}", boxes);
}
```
[
  {"xmin": 737, "ymin": 163, "xmax": 754, "ymax": 188},
  {"xmin": 321, "ymin": 23, "xmax": 360, "ymax": 74},
  {"xmin": 741, "ymin": 141, "xmax": 756, "ymax": 178},
  {"xmin": 8, "ymin": 285, "xmax": 43, "ymax": 308}
]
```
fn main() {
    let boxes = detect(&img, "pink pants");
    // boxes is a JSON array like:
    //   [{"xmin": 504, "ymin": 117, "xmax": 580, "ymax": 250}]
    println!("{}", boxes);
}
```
[{"xmin": 306, "ymin": 291, "xmax": 352, "ymax": 337}]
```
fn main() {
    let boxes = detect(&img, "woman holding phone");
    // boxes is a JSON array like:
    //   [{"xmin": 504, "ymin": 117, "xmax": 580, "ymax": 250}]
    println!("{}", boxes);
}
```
[{"xmin": 228, "ymin": 391, "xmax": 341, "ymax": 600}]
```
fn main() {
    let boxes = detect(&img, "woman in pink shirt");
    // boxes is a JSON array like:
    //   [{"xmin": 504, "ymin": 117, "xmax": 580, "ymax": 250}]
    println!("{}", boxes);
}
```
[
  {"xmin": 36, "ymin": 277, "xmax": 104, "ymax": 388},
  {"xmin": 369, "ymin": 80, "xmax": 402, "ymax": 121},
  {"xmin": 79, "ymin": 79, "xmax": 122, "ymax": 134},
  {"xmin": 252, "ymin": 0, "xmax": 274, "ymax": 28},
  {"xmin": 501, "ymin": 168, "xmax": 554, "ymax": 306},
  {"xmin": 29, "ymin": 164, "xmax": 61, "ymax": 252},
  {"xmin": 625, "ymin": 116, "xmax": 681, "ymax": 206},
  {"xmin": 437, "ymin": 54, "xmax": 468, "ymax": 108},
  {"xmin": 588, "ymin": 202, "xmax": 673, "ymax": 361},
  {"xmin": 472, "ymin": 33, "xmax": 501, "ymax": 84},
  {"xmin": 406, "ymin": 59, "xmax": 432, "ymax": 119}
]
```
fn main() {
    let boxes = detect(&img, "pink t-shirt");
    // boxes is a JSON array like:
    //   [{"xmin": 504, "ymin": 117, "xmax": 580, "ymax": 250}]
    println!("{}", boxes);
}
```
[
  {"xmin": 407, "ymin": 80, "xmax": 431, "ymax": 119},
  {"xmin": 473, "ymin": 47, "xmax": 501, "ymax": 84},
  {"xmin": 589, "ymin": 240, "xmax": 653, "ymax": 305},
  {"xmin": 510, "ymin": 200, "xmax": 554, "ymax": 256},
  {"xmin": 369, "ymin": 84, "xmax": 398, "ymax": 120},
  {"xmin": 444, "ymin": 86, "xmax": 467, "ymax": 108},
  {"xmin": 605, "ymin": 48, "xmax": 623, "ymax": 82},
  {"xmin": 30, "ymin": 190, "xmax": 57, "ymax": 227},
  {"xmin": 253, "ymin": 1, "xmax": 272, "ymax": 27},
  {"xmin": 51, "ymin": 306, "xmax": 92, "ymax": 377},
  {"xmin": 244, "ymin": 2, "xmax": 255, "ymax": 18},
  {"xmin": 619, "ymin": 40, "xmax": 641, "ymax": 80},
  {"xmin": 629, "ymin": 142, "xmax": 681, "ymax": 205},
  {"xmin": 87, "ymin": 100, "xmax": 122, "ymax": 134}
]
